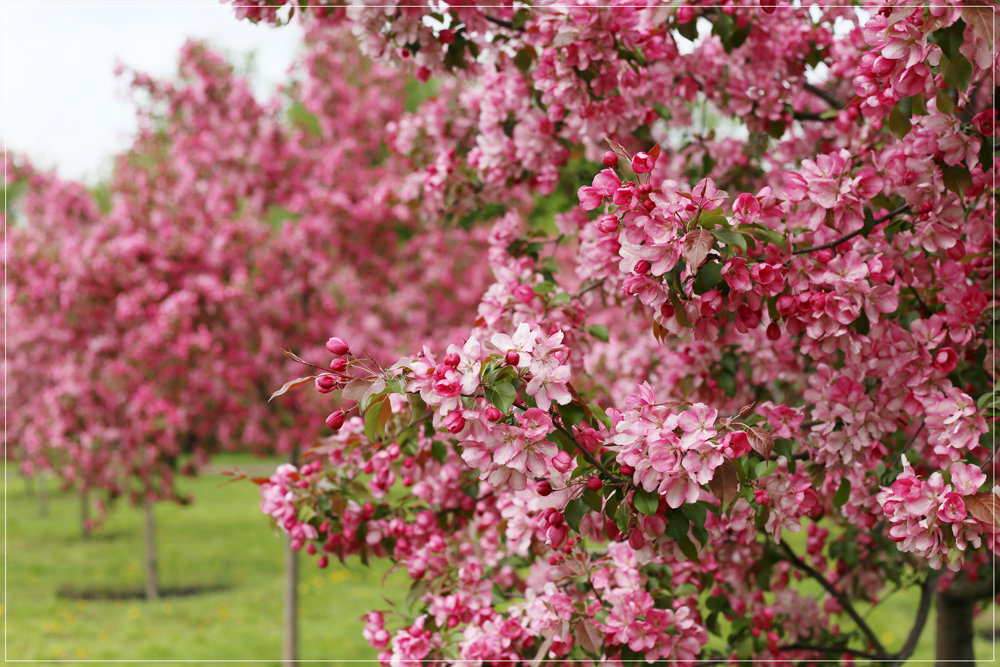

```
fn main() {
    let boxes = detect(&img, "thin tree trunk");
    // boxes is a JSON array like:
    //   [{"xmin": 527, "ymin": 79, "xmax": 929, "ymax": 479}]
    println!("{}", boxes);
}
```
[
  {"xmin": 144, "ymin": 498, "xmax": 160, "ymax": 601},
  {"xmin": 283, "ymin": 445, "xmax": 299, "ymax": 667},
  {"xmin": 80, "ymin": 490, "xmax": 90, "ymax": 538},
  {"xmin": 936, "ymin": 589, "xmax": 975, "ymax": 666},
  {"xmin": 23, "ymin": 472, "xmax": 35, "ymax": 497}
]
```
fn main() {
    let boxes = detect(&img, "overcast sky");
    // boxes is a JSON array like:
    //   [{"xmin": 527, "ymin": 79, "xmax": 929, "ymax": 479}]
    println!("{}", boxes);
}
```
[{"xmin": 3, "ymin": 0, "xmax": 303, "ymax": 184}]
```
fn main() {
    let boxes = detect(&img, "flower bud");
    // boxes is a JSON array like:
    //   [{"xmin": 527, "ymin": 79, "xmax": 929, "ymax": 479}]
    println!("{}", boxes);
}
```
[
  {"xmin": 325, "ymin": 410, "xmax": 346, "ymax": 431},
  {"xmin": 586, "ymin": 477, "xmax": 603, "ymax": 491},
  {"xmin": 597, "ymin": 215, "xmax": 619, "ymax": 234},
  {"xmin": 316, "ymin": 374, "xmax": 337, "ymax": 393},
  {"xmin": 442, "ymin": 352, "xmax": 460, "ymax": 368},
  {"xmin": 329, "ymin": 357, "xmax": 348, "ymax": 372},
  {"xmin": 537, "ymin": 480, "xmax": 553, "ymax": 496},
  {"xmin": 485, "ymin": 406, "xmax": 503, "ymax": 422},
  {"xmin": 631, "ymin": 151, "xmax": 656, "ymax": 174},
  {"xmin": 505, "ymin": 350, "xmax": 520, "ymax": 366},
  {"xmin": 552, "ymin": 450, "xmax": 573, "ymax": 473},
  {"xmin": 444, "ymin": 411, "xmax": 466, "ymax": 434},
  {"xmin": 317, "ymin": 556, "xmax": 329, "ymax": 569},
  {"xmin": 326, "ymin": 337, "xmax": 350, "ymax": 355},
  {"xmin": 602, "ymin": 151, "xmax": 619, "ymax": 167},
  {"xmin": 753, "ymin": 489, "xmax": 770, "ymax": 505}
]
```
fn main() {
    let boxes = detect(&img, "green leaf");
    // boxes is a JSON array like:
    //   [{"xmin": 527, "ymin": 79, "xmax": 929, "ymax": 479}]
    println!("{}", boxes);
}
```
[
  {"xmin": 564, "ymin": 497, "xmax": 588, "ymax": 532},
  {"xmin": 560, "ymin": 402, "xmax": 586, "ymax": 427},
  {"xmin": 634, "ymin": 489, "xmax": 660, "ymax": 515},
  {"xmin": 698, "ymin": 214, "xmax": 728, "ymax": 228},
  {"xmin": 888, "ymin": 105, "xmax": 911, "ymax": 139},
  {"xmin": 936, "ymin": 91, "xmax": 955, "ymax": 116},
  {"xmin": 614, "ymin": 500, "xmax": 632, "ymax": 533},
  {"xmin": 677, "ymin": 18, "xmax": 699, "ymax": 41},
  {"xmin": 364, "ymin": 398, "xmax": 386, "ymax": 441},
  {"xmin": 485, "ymin": 380, "xmax": 517, "ymax": 415},
  {"xmin": 929, "ymin": 19, "xmax": 966, "ymax": 61},
  {"xmin": 833, "ymin": 477, "xmax": 851, "ymax": 508},
  {"xmin": 587, "ymin": 324, "xmax": 610, "ymax": 342},
  {"xmin": 582, "ymin": 487, "xmax": 603, "ymax": 512},
  {"xmin": 431, "ymin": 440, "xmax": 448, "ymax": 464},
  {"xmin": 693, "ymin": 261, "xmax": 724, "ymax": 295},
  {"xmin": 711, "ymin": 228, "xmax": 748, "ymax": 254},
  {"xmin": 533, "ymin": 281, "xmax": 556, "ymax": 295},
  {"xmin": 941, "ymin": 164, "xmax": 972, "ymax": 196},
  {"xmin": 942, "ymin": 52, "xmax": 973, "ymax": 92},
  {"xmin": 861, "ymin": 207, "xmax": 876, "ymax": 236},
  {"xmin": 406, "ymin": 578, "xmax": 427, "ymax": 609},
  {"xmin": 668, "ymin": 290, "xmax": 694, "ymax": 328},
  {"xmin": 745, "ymin": 227, "xmax": 786, "ymax": 249}
]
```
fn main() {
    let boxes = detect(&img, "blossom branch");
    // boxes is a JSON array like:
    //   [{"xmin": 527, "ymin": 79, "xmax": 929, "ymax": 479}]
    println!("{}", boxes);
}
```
[
  {"xmin": 792, "ymin": 205, "xmax": 909, "ymax": 256},
  {"xmin": 890, "ymin": 570, "xmax": 940, "ymax": 667},
  {"xmin": 779, "ymin": 539, "xmax": 889, "ymax": 659},
  {"xmin": 803, "ymin": 82, "xmax": 844, "ymax": 110}
]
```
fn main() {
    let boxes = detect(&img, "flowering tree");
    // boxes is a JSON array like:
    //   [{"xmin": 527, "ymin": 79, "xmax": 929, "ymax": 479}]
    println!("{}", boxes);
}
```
[
  {"xmin": 236, "ymin": 1, "xmax": 998, "ymax": 663},
  {"xmin": 4, "ymin": 25, "xmax": 490, "ymax": 600}
]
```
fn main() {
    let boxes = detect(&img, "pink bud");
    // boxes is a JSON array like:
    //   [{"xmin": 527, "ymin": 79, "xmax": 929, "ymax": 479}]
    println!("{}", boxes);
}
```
[
  {"xmin": 537, "ymin": 480, "xmax": 553, "ymax": 496},
  {"xmin": 634, "ymin": 259, "xmax": 651, "ymax": 275},
  {"xmin": 306, "ymin": 542, "xmax": 317, "ymax": 555},
  {"xmin": 631, "ymin": 151, "xmax": 656, "ymax": 174},
  {"xmin": 316, "ymin": 374, "xmax": 337, "ymax": 393},
  {"xmin": 317, "ymin": 556, "xmax": 329, "ymax": 569},
  {"xmin": 444, "ymin": 411, "xmax": 466, "ymax": 434},
  {"xmin": 587, "ymin": 477, "xmax": 603, "ymax": 491},
  {"xmin": 597, "ymin": 215, "xmax": 619, "ymax": 234},
  {"xmin": 325, "ymin": 410, "xmax": 346, "ymax": 431},
  {"xmin": 442, "ymin": 352, "xmax": 460, "ymax": 367},
  {"xmin": 505, "ymin": 350, "xmax": 520, "ymax": 366},
  {"xmin": 552, "ymin": 450, "xmax": 573, "ymax": 473},
  {"xmin": 485, "ymin": 406, "xmax": 503, "ymax": 421},
  {"xmin": 326, "ymin": 337, "xmax": 350, "ymax": 355},
  {"xmin": 415, "ymin": 66, "xmax": 431, "ymax": 83},
  {"xmin": 753, "ymin": 489, "xmax": 770, "ymax": 505},
  {"xmin": 329, "ymin": 357, "xmax": 348, "ymax": 372},
  {"xmin": 602, "ymin": 151, "xmax": 619, "ymax": 167},
  {"xmin": 619, "ymin": 464, "xmax": 635, "ymax": 476},
  {"xmin": 438, "ymin": 29, "xmax": 455, "ymax": 45},
  {"xmin": 676, "ymin": 4, "xmax": 694, "ymax": 23}
]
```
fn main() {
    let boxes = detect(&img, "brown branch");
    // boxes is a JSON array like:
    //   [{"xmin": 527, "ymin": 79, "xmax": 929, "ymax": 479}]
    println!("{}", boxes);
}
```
[
  {"xmin": 780, "ymin": 539, "xmax": 889, "ymax": 659},
  {"xmin": 941, "ymin": 577, "xmax": 997, "ymax": 602},
  {"xmin": 891, "ymin": 571, "xmax": 940, "ymax": 667},
  {"xmin": 792, "ymin": 205, "xmax": 909, "ymax": 256},
  {"xmin": 484, "ymin": 15, "xmax": 522, "ymax": 31},
  {"xmin": 803, "ymin": 82, "xmax": 844, "ymax": 110},
  {"xmin": 792, "ymin": 111, "xmax": 835, "ymax": 122}
]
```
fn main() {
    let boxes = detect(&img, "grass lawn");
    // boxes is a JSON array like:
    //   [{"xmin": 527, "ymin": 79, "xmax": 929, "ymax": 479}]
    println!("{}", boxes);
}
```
[
  {"xmin": 4, "ymin": 454, "xmax": 408, "ymax": 665},
  {"xmin": 4, "ymin": 454, "xmax": 996, "ymax": 664}
]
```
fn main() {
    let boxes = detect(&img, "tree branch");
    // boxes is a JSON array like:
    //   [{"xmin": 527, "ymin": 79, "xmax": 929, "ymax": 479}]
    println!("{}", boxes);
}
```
[
  {"xmin": 792, "ymin": 111, "xmax": 835, "ymax": 122},
  {"xmin": 551, "ymin": 419, "xmax": 616, "ymax": 480},
  {"xmin": 891, "ymin": 570, "xmax": 940, "ymax": 667},
  {"xmin": 484, "ymin": 15, "xmax": 522, "ymax": 31},
  {"xmin": 779, "ymin": 539, "xmax": 889, "ymax": 659},
  {"xmin": 803, "ymin": 82, "xmax": 845, "ymax": 110},
  {"xmin": 792, "ymin": 205, "xmax": 909, "ymax": 256}
]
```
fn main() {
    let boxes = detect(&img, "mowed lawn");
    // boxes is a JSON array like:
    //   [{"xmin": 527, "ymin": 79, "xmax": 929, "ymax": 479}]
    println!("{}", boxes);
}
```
[
  {"xmin": 4, "ymin": 454, "xmax": 408, "ymax": 664},
  {"xmin": 4, "ymin": 455, "xmax": 996, "ymax": 664}
]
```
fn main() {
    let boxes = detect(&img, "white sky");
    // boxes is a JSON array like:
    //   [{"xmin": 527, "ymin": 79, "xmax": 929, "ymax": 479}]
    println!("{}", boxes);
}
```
[{"xmin": 2, "ymin": 0, "xmax": 303, "ymax": 184}]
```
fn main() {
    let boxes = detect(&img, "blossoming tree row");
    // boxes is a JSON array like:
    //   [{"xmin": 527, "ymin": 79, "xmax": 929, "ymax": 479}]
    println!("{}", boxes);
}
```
[{"xmin": 234, "ymin": 1, "xmax": 998, "ymax": 664}]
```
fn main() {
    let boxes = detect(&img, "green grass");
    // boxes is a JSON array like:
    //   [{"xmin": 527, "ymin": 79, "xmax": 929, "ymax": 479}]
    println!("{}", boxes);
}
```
[
  {"xmin": 4, "ymin": 456, "xmax": 996, "ymax": 664},
  {"xmin": 4, "ymin": 454, "xmax": 407, "ymax": 665}
]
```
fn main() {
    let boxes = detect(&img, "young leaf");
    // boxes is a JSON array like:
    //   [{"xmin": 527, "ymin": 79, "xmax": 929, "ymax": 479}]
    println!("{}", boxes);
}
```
[
  {"xmin": 268, "ymin": 376, "xmax": 317, "ymax": 402},
  {"xmin": 942, "ymin": 52, "xmax": 972, "ymax": 92},
  {"xmin": 682, "ymin": 229, "xmax": 714, "ymax": 269},
  {"xmin": 573, "ymin": 618, "xmax": 603, "ymax": 655},
  {"xmin": 888, "ymin": 106, "xmax": 911, "ymax": 139},
  {"xmin": 709, "ymin": 458, "xmax": 740, "ymax": 508},
  {"xmin": 711, "ymin": 228, "xmax": 748, "ymax": 254},
  {"xmin": 746, "ymin": 427, "xmax": 774, "ymax": 460},
  {"xmin": 965, "ymin": 493, "xmax": 1000, "ymax": 527},
  {"xmin": 668, "ymin": 290, "xmax": 694, "ymax": 328},
  {"xmin": 486, "ymin": 380, "xmax": 517, "ymax": 415},
  {"xmin": 364, "ymin": 398, "xmax": 386, "ymax": 441}
]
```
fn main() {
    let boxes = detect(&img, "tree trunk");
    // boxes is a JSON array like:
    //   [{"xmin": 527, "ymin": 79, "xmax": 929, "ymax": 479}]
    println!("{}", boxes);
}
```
[
  {"xmin": 80, "ymin": 490, "xmax": 90, "ymax": 539},
  {"xmin": 144, "ymin": 498, "xmax": 160, "ymax": 601},
  {"xmin": 936, "ymin": 589, "xmax": 975, "ymax": 666},
  {"xmin": 283, "ymin": 446, "xmax": 300, "ymax": 667}
]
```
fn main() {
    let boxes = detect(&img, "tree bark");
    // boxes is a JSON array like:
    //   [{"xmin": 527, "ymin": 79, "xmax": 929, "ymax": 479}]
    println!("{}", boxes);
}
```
[
  {"xmin": 936, "ymin": 589, "xmax": 975, "ymax": 666},
  {"xmin": 282, "ymin": 445, "xmax": 300, "ymax": 667},
  {"xmin": 144, "ymin": 498, "xmax": 160, "ymax": 601},
  {"xmin": 80, "ymin": 489, "xmax": 90, "ymax": 539}
]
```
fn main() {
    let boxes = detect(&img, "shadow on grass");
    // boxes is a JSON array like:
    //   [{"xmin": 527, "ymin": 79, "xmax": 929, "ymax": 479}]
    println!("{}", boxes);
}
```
[{"xmin": 57, "ymin": 583, "xmax": 231, "ymax": 601}]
